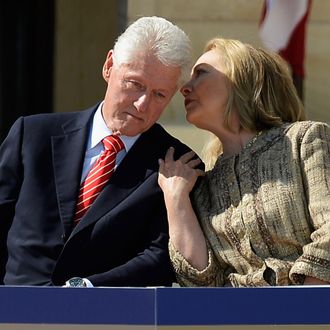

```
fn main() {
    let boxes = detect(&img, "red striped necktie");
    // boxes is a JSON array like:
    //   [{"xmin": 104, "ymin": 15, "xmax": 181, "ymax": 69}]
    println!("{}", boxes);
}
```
[{"xmin": 74, "ymin": 135, "xmax": 125, "ymax": 226}]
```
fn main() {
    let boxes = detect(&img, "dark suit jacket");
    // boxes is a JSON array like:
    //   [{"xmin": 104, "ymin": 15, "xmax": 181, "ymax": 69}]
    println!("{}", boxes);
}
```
[{"xmin": 0, "ymin": 103, "xmax": 195, "ymax": 286}]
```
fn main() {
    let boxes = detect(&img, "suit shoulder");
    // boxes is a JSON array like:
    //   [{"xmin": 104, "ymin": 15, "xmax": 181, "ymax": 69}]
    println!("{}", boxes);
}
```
[
  {"xmin": 19, "ymin": 104, "xmax": 97, "ymax": 132},
  {"xmin": 149, "ymin": 123, "xmax": 193, "ymax": 154},
  {"xmin": 22, "ymin": 103, "xmax": 99, "ymax": 124},
  {"xmin": 286, "ymin": 120, "xmax": 330, "ymax": 143},
  {"xmin": 23, "ymin": 111, "xmax": 74, "ymax": 124}
]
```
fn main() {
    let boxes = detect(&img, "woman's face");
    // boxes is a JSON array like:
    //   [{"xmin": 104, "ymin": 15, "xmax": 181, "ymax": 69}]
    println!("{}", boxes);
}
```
[{"xmin": 180, "ymin": 49, "xmax": 230, "ymax": 131}]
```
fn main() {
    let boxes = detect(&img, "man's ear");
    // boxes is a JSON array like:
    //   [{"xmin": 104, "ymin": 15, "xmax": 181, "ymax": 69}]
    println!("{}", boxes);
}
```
[{"xmin": 102, "ymin": 49, "xmax": 114, "ymax": 82}]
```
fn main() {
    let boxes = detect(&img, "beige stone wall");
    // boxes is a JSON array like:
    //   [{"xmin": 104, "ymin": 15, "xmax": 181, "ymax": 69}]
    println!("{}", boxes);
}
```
[
  {"xmin": 128, "ymin": 0, "xmax": 330, "ymax": 155},
  {"xmin": 53, "ymin": 1, "xmax": 330, "ymax": 155},
  {"xmin": 305, "ymin": 0, "xmax": 330, "ymax": 122},
  {"xmin": 54, "ymin": 0, "xmax": 118, "ymax": 113}
]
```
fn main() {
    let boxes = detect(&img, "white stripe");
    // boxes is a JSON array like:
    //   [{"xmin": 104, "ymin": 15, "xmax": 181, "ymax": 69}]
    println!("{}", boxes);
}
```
[
  {"xmin": 76, "ymin": 191, "xmax": 101, "ymax": 214},
  {"xmin": 78, "ymin": 169, "xmax": 115, "ymax": 199},
  {"xmin": 85, "ymin": 158, "xmax": 116, "ymax": 183},
  {"xmin": 77, "ymin": 175, "xmax": 113, "ymax": 203},
  {"xmin": 89, "ymin": 152, "xmax": 116, "ymax": 175},
  {"xmin": 104, "ymin": 137, "xmax": 123, "ymax": 153}
]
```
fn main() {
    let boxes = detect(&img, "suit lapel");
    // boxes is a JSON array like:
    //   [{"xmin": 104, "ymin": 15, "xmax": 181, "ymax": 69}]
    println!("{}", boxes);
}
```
[
  {"xmin": 52, "ymin": 107, "xmax": 96, "ymax": 237},
  {"xmin": 70, "ymin": 126, "xmax": 160, "ymax": 236}
]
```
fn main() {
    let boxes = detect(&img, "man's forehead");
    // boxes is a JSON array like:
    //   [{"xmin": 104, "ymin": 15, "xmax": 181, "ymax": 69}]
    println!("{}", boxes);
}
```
[{"xmin": 121, "ymin": 62, "xmax": 180, "ymax": 90}]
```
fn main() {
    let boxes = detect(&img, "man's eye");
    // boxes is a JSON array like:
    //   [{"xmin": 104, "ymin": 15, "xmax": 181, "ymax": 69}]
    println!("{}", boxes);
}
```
[
  {"xmin": 124, "ymin": 80, "xmax": 143, "ymax": 90},
  {"xmin": 154, "ymin": 91, "xmax": 166, "ymax": 99},
  {"xmin": 131, "ymin": 81, "xmax": 142, "ymax": 88}
]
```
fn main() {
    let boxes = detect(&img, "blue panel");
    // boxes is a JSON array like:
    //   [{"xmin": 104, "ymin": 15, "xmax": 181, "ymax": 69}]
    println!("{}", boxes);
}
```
[
  {"xmin": 156, "ymin": 287, "xmax": 330, "ymax": 325},
  {"xmin": 0, "ymin": 286, "xmax": 155, "ymax": 325},
  {"xmin": 2, "ymin": 286, "xmax": 330, "ymax": 326}
]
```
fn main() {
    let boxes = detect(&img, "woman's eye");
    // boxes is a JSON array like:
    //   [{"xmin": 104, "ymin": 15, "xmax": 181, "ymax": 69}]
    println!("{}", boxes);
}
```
[{"xmin": 195, "ymin": 69, "xmax": 206, "ymax": 77}]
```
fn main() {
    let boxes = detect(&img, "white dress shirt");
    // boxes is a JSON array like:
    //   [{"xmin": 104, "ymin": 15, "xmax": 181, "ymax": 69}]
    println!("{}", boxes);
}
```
[{"xmin": 80, "ymin": 102, "xmax": 140, "ymax": 183}]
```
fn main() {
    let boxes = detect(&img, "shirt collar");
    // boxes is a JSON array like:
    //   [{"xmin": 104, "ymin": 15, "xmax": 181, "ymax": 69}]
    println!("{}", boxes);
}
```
[{"xmin": 88, "ymin": 102, "xmax": 140, "ymax": 152}]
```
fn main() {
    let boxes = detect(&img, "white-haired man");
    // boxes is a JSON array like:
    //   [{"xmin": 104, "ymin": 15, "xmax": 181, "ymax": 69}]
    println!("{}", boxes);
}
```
[{"xmin": 0, "ymin": 16, "xmax": 199, "ymax": 287}]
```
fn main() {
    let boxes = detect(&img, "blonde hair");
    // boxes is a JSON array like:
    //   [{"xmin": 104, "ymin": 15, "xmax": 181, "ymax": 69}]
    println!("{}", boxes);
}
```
[{"xmin": 202, "ymin": 38, "xmax": 306, "ymax": 169}]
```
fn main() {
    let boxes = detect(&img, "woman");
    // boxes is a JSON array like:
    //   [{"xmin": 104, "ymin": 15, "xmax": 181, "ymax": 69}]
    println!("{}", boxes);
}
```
[{"xmin": 158, "ymin": 38, "xmax": 330, "ymax": 286}]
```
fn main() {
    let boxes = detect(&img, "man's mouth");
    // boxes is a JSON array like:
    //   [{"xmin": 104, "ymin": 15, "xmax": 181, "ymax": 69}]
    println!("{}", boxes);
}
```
[{"xmin": 125, "ymin": 112, "xmax": 143, "ymax": 121}]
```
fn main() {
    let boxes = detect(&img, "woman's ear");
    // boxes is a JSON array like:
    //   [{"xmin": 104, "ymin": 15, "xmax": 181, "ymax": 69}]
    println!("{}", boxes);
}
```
[{"xmin": 102, "ymin": 50, "xmax": 114, "ymax": 81}]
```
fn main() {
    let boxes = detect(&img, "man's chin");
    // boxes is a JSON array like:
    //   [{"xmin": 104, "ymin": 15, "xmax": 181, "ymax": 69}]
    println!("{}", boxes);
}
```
[{"xmin": 115, "ymin": 125, "xmax": 147, "ymax": 137}]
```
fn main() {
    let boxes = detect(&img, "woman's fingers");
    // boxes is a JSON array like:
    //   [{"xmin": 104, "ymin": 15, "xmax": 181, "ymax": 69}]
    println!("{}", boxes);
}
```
[
  {"xmin": 179, "ymin": 150, "xmax": 196, "ymax": 164},
  {"xmin": 158, "ymin": 147, "xmax": 205, "ymax": 195},
  {"xmin": 186, "ymin": 157, "xmax": 201, "ymax": 168},
  {"xmin": 195, "ymin": 169, "xmax": 205, "ymax": 177},
  {"xmin": 158, "ymin": 158, "xmax": 164, "ymax": 173},
  {"xmin": 164, "ymin": 146, "xmax": 175, "ymax": 163},
  {"xmin": 167, "ymin": 149, "xmax": 201, "ymax": 168},
  {"xmin": 160, "ymin": 147, "xmax": 202, "ymax": 171}
]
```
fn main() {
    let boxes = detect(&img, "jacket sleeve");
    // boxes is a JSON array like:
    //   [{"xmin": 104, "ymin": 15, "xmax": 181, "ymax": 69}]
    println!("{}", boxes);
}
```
[
  {"xmin": 0, "ymin": 118, "xmax": 24, "ymax": 283},
  {"xmin": 83, "ymin": 174, "xmax": 176, "ymax": 287},
  {"xmin": 169, "ymin": 240, "xmax": 223, "ymax": 286},
  {"xmin": 86, "ymin": 138, "xmax": 203, "ymax": 287},
  {"xmin": 290, "ymin": 122, "xmax": 330, "ymax": 283}
]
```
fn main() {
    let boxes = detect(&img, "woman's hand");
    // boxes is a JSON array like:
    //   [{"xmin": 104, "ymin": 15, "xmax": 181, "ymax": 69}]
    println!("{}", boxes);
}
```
[
  {"xmin": 158, "ymin": 147, "xmax": 204, "ymax": 198},
  {"xmin": 158, "ymin": 147, "xmax": 208, "ymax": 270}
]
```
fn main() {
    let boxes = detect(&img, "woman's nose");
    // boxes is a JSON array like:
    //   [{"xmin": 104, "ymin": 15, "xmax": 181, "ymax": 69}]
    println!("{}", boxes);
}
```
[{"xmin": 180, "ymin": 82, "xmax": 192, "ymax": 97}]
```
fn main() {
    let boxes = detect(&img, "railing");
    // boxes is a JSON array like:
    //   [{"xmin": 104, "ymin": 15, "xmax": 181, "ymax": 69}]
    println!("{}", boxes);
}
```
[{"xmin": 0, "ymin": 286, "xmax": 329, "ymax": 329}]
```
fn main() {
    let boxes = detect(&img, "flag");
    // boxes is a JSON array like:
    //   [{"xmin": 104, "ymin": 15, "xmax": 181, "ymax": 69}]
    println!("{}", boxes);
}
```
[{"xmin": 259, "ymin": 0, "xmax": 312, "ymax": 100}]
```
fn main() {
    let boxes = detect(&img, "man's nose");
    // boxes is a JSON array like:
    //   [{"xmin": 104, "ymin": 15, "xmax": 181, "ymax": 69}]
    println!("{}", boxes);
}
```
[{"xmin": 134, "ymin": 93, "xmax": 149, "ymax": 112}]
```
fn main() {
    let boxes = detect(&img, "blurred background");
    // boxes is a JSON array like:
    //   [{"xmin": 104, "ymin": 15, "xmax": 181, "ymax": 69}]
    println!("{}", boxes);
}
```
[{"xmin": 0, "ymin": 0, "xmax": 328, "ymax": 156}]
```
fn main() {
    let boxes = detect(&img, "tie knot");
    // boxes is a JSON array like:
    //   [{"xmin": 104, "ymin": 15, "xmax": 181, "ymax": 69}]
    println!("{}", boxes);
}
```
[{"xmin": 102, "ymin": 135, "xmax": 125, "ymax": 153}]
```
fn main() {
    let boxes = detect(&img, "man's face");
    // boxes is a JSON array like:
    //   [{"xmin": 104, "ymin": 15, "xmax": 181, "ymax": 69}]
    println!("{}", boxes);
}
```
[{"xmin": 101, "ymin": 50, "xmax": 181, "ymax": 136}]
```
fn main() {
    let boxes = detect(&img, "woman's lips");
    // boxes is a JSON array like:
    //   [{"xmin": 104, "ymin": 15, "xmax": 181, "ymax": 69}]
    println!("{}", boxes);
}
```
[{"xmin": 184, "ymin": 98, "xmax": 196, "ymax": 109}]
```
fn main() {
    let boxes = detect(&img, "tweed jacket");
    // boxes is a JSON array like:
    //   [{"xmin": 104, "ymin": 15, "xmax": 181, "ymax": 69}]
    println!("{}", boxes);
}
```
[{"xmin": 170, "ymin": 121, "xmax": 330, "ymax": 287}]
